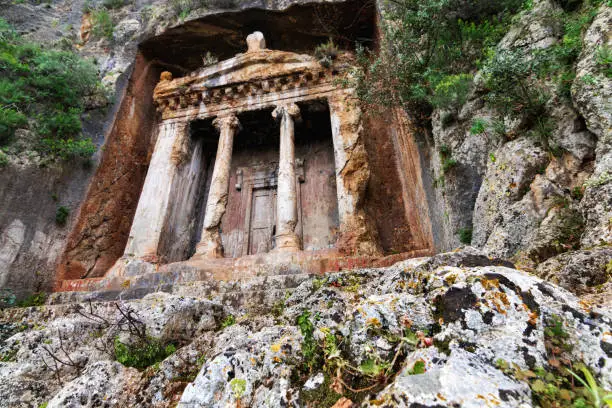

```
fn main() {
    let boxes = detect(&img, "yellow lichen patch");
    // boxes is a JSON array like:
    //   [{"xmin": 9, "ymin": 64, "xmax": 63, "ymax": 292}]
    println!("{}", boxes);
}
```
[
  {"xmin": 437, "ymin": 393, "xmax": 447, "ymax": 401},
  {"xmin": 578, "ymin": 299, "xmax": 593, "ymax": 313},
  {"xmin": 366, "ymin": 317, "xmax": 382, "ymax": 328},
  {"xmin": 480, "ymin": 278, "xmax": 500, "ymax": 290},
  {"xmin": 270, "ymin": 343, "xmax": 281, "ymax": 353}
]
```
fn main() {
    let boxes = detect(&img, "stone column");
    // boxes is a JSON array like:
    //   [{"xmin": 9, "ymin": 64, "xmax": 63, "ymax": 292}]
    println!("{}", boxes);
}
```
[
  {"xmin": 272, "ymin": 103, "xmax": 301, "ymax": 251},
  {"xmin": 195, "ymin": 114, "xmax": 240, "ymax": 258},
  {"xmin": 124, "ymin": 121, "xmax": 189, "ymax": 262}
]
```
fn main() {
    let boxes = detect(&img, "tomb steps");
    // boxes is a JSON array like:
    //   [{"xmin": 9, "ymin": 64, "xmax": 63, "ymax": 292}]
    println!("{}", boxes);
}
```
[{"xmin": 47, "ymin": 273, "xmax": 312, "ymax": 314}]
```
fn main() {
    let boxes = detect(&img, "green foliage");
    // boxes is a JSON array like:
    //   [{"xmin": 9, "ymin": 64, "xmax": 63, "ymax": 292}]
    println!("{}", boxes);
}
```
[
  {"xmin": 230, "ymin": 378, "xmax": 247, "ymax": 399},
  {"xmin": 114, "ymin": 336, "xmax": 176, "ymax": 370},
  {"xmin": 0, "ymin": 107, "xmax": 27, "ymax": 144},
  {"xmin": 41, "ymin": 138, "xmax": 97, "ymax": 159},
  {"xmin": 470, "ymin": 118, "xmax": 487, "ymax": 135},
  {"xmin": 297, "ymin": 310, "xmax": 320, "ymax": 373},
  {"xmin": 220, "ymin": 314, "xmax": 235, "ymax": 328},
  {"xmin": 91, "ymin": 9, "xmax": 114, "ymax": 40},
  {"xmin": 499, "ymin": 314, "xmax": 612, "ymax": 407},
  {"xmin": 567, "ymin": 366, "xmax": 612, "ymax": 408},
  {"xmin": 354, "ymin": 0, "xmax": 524, "ymax": 109},
  {"xmin": 17, "ymin": 292, "xmax": 46, "ymax": 307},
  {"xmin": 55, "ymin": 206, "xmax": 70, "ymax": 226},
  {"xmin": 596, "ymin": 45, "xmax": 612, "ymax": 78},
  {"xmin": 408, "ymin": 359, "xmax": 426, "ymax": 375},
  {"xmin": 0, "ymin": 18, "xmax": 101, "ymax": 159},
  {"xmin": 438, "ymin": 144, "xmax": 457, "ymax": 174},
  {"xmin": 0, "ymin": 288, "xmax": 16, "ymax": 306},
  {"xmin": 38, "ymin": 403, "xmax": 48, "ymax": 408},
  {"xmin": 458, "ymin": 227, "xmax": 473, "ymax": 244},
  {"xmin": 314, "ymin": 39, "xmax": 339, "ymax": 68},
  {"xmin": 430, "ymin": 74, "xmax": 473, "ymax": 109}
]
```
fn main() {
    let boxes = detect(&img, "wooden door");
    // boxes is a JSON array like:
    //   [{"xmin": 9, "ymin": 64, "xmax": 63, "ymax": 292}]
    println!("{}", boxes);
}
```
[{"xmin": 248, "ymin": 188, "xmax": 276, "ymax": 255}]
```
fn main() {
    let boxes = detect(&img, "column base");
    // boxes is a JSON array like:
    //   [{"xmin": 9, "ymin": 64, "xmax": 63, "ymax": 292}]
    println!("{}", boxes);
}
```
[
  {"xmin": 274, "ymin": 232, "xmax": 301, "ymax": 252},
  {"xmin": 194, "ymin": 230, "xmax": 224, "ymax": 258}
]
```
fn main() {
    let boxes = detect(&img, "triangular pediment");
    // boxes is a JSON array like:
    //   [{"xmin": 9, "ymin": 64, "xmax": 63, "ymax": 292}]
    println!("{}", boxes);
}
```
[{"xmin": 154, "ymin": 49, "xmax": 321, "ymax": 100}]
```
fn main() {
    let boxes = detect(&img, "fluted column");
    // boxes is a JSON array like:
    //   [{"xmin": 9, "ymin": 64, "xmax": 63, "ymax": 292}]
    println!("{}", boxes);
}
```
[
  {"xmin": 272, "ymin": 103, "xmax": 301, "ymax": 251},
  {"xmin": 195, "ymin": 114, "xmax": 240, "ymax": 258}
]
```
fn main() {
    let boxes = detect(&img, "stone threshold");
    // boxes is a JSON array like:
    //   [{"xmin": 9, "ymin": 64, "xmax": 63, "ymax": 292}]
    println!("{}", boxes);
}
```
[{"xmin": 56, "ymin": 248, "xmax": 433, "ymax": 295}]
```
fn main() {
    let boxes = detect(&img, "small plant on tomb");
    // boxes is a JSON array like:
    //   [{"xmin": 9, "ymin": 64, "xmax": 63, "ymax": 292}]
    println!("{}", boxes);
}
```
[
  {"xmin": 202, "ymin": 51, "xmax": 218, "ymax": 66},
  {"xmin": 314, "ymin": 39, "xmax": 339, "ymax": 68}
]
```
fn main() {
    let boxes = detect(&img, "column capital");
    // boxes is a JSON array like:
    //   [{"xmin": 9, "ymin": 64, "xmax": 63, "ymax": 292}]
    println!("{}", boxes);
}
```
[
  {"xmin": 212, "ymin": 114, "xmax": 241, "ymax": 132},
  {"xmin": 272, "ymin": 103, "xmax": 301, "ymax": 122}
]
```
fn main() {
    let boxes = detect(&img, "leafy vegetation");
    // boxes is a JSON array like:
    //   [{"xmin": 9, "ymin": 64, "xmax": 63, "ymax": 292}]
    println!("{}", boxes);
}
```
[
  {"xmin": 353, "ymin": 0, "xmax": 606, "ymax": 152},
  {"xmin": 17, "ymin": 292, "xmax": 46, "ymax": 307},
  {"xmin": 458, "ymin": 227, "xmax": 473, "ymax": 244},
  {"xmin": 315, "ymin": 39, "xmax": 339, "ymax": 68},
  {"xmin": 90, "ymin": 9, "xmax": 114, "ymax": 40},
  {"xmin": 354, "ymin": 0, "xmax": 525, "ymax": 109},
  {"xmin": 0, "ymin": 18, "xmax": 101, "ymax": 160},
  {"xmin": 114, "ymin": 336, "xmax": 176, "ymax": 370},
  {"xmin": 498, "ymin": 315, "xmax": 612, "ymax": 407},
  {"xmin": 55, "ymin": 205, "xmax": 70, "ymax": 226},
  {"xmin": 220, "ymin": 314, "xmax": 236, "ymax": 329},
  {"xmin": 296, "ymin": 309, "xmax": 435, "ymax": 407}
]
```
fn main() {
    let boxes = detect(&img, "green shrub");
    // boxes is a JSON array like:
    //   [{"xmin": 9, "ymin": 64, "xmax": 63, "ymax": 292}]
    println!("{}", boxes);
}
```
[
  {"xmin": 41, "ymin": 138, "xmax": 96, "ymax": 159},
  {"xmin": 430, "ymin": 74, "xmax": 473, "ymax": 109},
  {"xmin": 314, "ymin": 39, "xmax": 339, "ymax": 68},
  {"xmin": 458, "ymin": 227, "xmax": 473, "ymax": 244},
  {"xmin": 0, "ymin": 107, "xmax": 27, "ymax": 144},
  {"xmin": 0, "ymin": 149, "xmax": 7, "ymax": 167},
  {"xmin": 55, "ymin": 206, "xmax": 70, "ymax": 225},
  {"xmin": 114, "ymin": 336, "xmax": 176, "ymax": 370},
  {"xmin": 470, "ymin": 118, "xmax": 488, "ymax": 135},
  {"xmin": 37, "ymin": 109, "xmax": 82, "ymax": 139},
  {"xmin": 353, "ymin": 0, "xmax": 523, "ymax": 110},
  {"xmin": 596, "ymin": 45, "xmax": 612, "ymax": 78},
  {"xmin": 0, "ymin": 17, "xmax": 101, "ymax": 159},
  {"xmin": 220, "ymin": 314, "xmax": 235, "ymax": 328},
  {"xmin": 91, "ymin": 9, "xmax": 114, "ymax": 40},
  {"xmin": 17, "ymin": 292, "xmax": 46, "ymax": 307}
]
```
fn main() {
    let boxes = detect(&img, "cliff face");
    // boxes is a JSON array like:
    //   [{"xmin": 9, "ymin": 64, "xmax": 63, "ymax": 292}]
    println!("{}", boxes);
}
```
[{"xmin": 421, "ymin": 0, "xmax": 611, "ymax": 294}]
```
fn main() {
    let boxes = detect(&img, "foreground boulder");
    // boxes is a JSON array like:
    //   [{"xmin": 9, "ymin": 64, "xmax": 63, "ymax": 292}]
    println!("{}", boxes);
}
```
[{"xmin": 0, "ymin": 250, "xmax": 610, "ymax": 407}]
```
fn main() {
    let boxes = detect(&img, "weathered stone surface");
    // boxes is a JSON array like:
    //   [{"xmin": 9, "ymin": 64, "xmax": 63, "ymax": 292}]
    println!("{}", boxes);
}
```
[
  {"xmin": 46, "ymin": 361, "xmax": 140, "ymax": 408},
  {"xmin": 365, "ymin": 348, "xmax": 530, "ymax": 407},
  {"xmin": 472, "ymin": 138, "xmax": 549, "ymax": 249},
  {"xmin": 536, "ymin": 247, "xmax": 612, "ymax": 296},
  {"xmin": 572, "ymin": 5, "xmax": 612, "ymax": 141},
  {"xmin": 1, "ymin": 251, "xmax": 611, "ymax": 406}
]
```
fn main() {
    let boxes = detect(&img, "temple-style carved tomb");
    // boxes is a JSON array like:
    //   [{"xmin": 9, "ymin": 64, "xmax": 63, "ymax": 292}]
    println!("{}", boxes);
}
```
[{"xmin": 56, "ymin": 30, "xmax": 434, "ymax": 293}]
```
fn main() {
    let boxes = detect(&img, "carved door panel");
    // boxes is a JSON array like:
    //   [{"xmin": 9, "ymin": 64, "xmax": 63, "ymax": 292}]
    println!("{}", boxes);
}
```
[{"xmin": 248, "ymin": 188, "xmax": 277, "ymax": 255}]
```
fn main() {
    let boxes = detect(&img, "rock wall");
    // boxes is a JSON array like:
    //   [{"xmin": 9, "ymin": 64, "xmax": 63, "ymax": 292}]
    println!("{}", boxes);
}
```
[{"xmin": 419, "ymin": 0, "xmax": 611, "ymax": 295}]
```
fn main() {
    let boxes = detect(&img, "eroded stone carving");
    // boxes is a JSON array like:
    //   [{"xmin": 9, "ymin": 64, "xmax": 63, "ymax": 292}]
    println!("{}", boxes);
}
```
[
  {"xmin": 117, "ymin": 32, "xmax": 380, "ymax": 272},
  {"xmin": 196, "ymin": 114, "xmax": 241, "ymax": 258},
  {"xmin": 272, "ymin": 103, "xmax": 302, "ymax": 251},
  {"xmin": 246, "ymin": 31, "xmax": 266, "ymax": 52}
]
